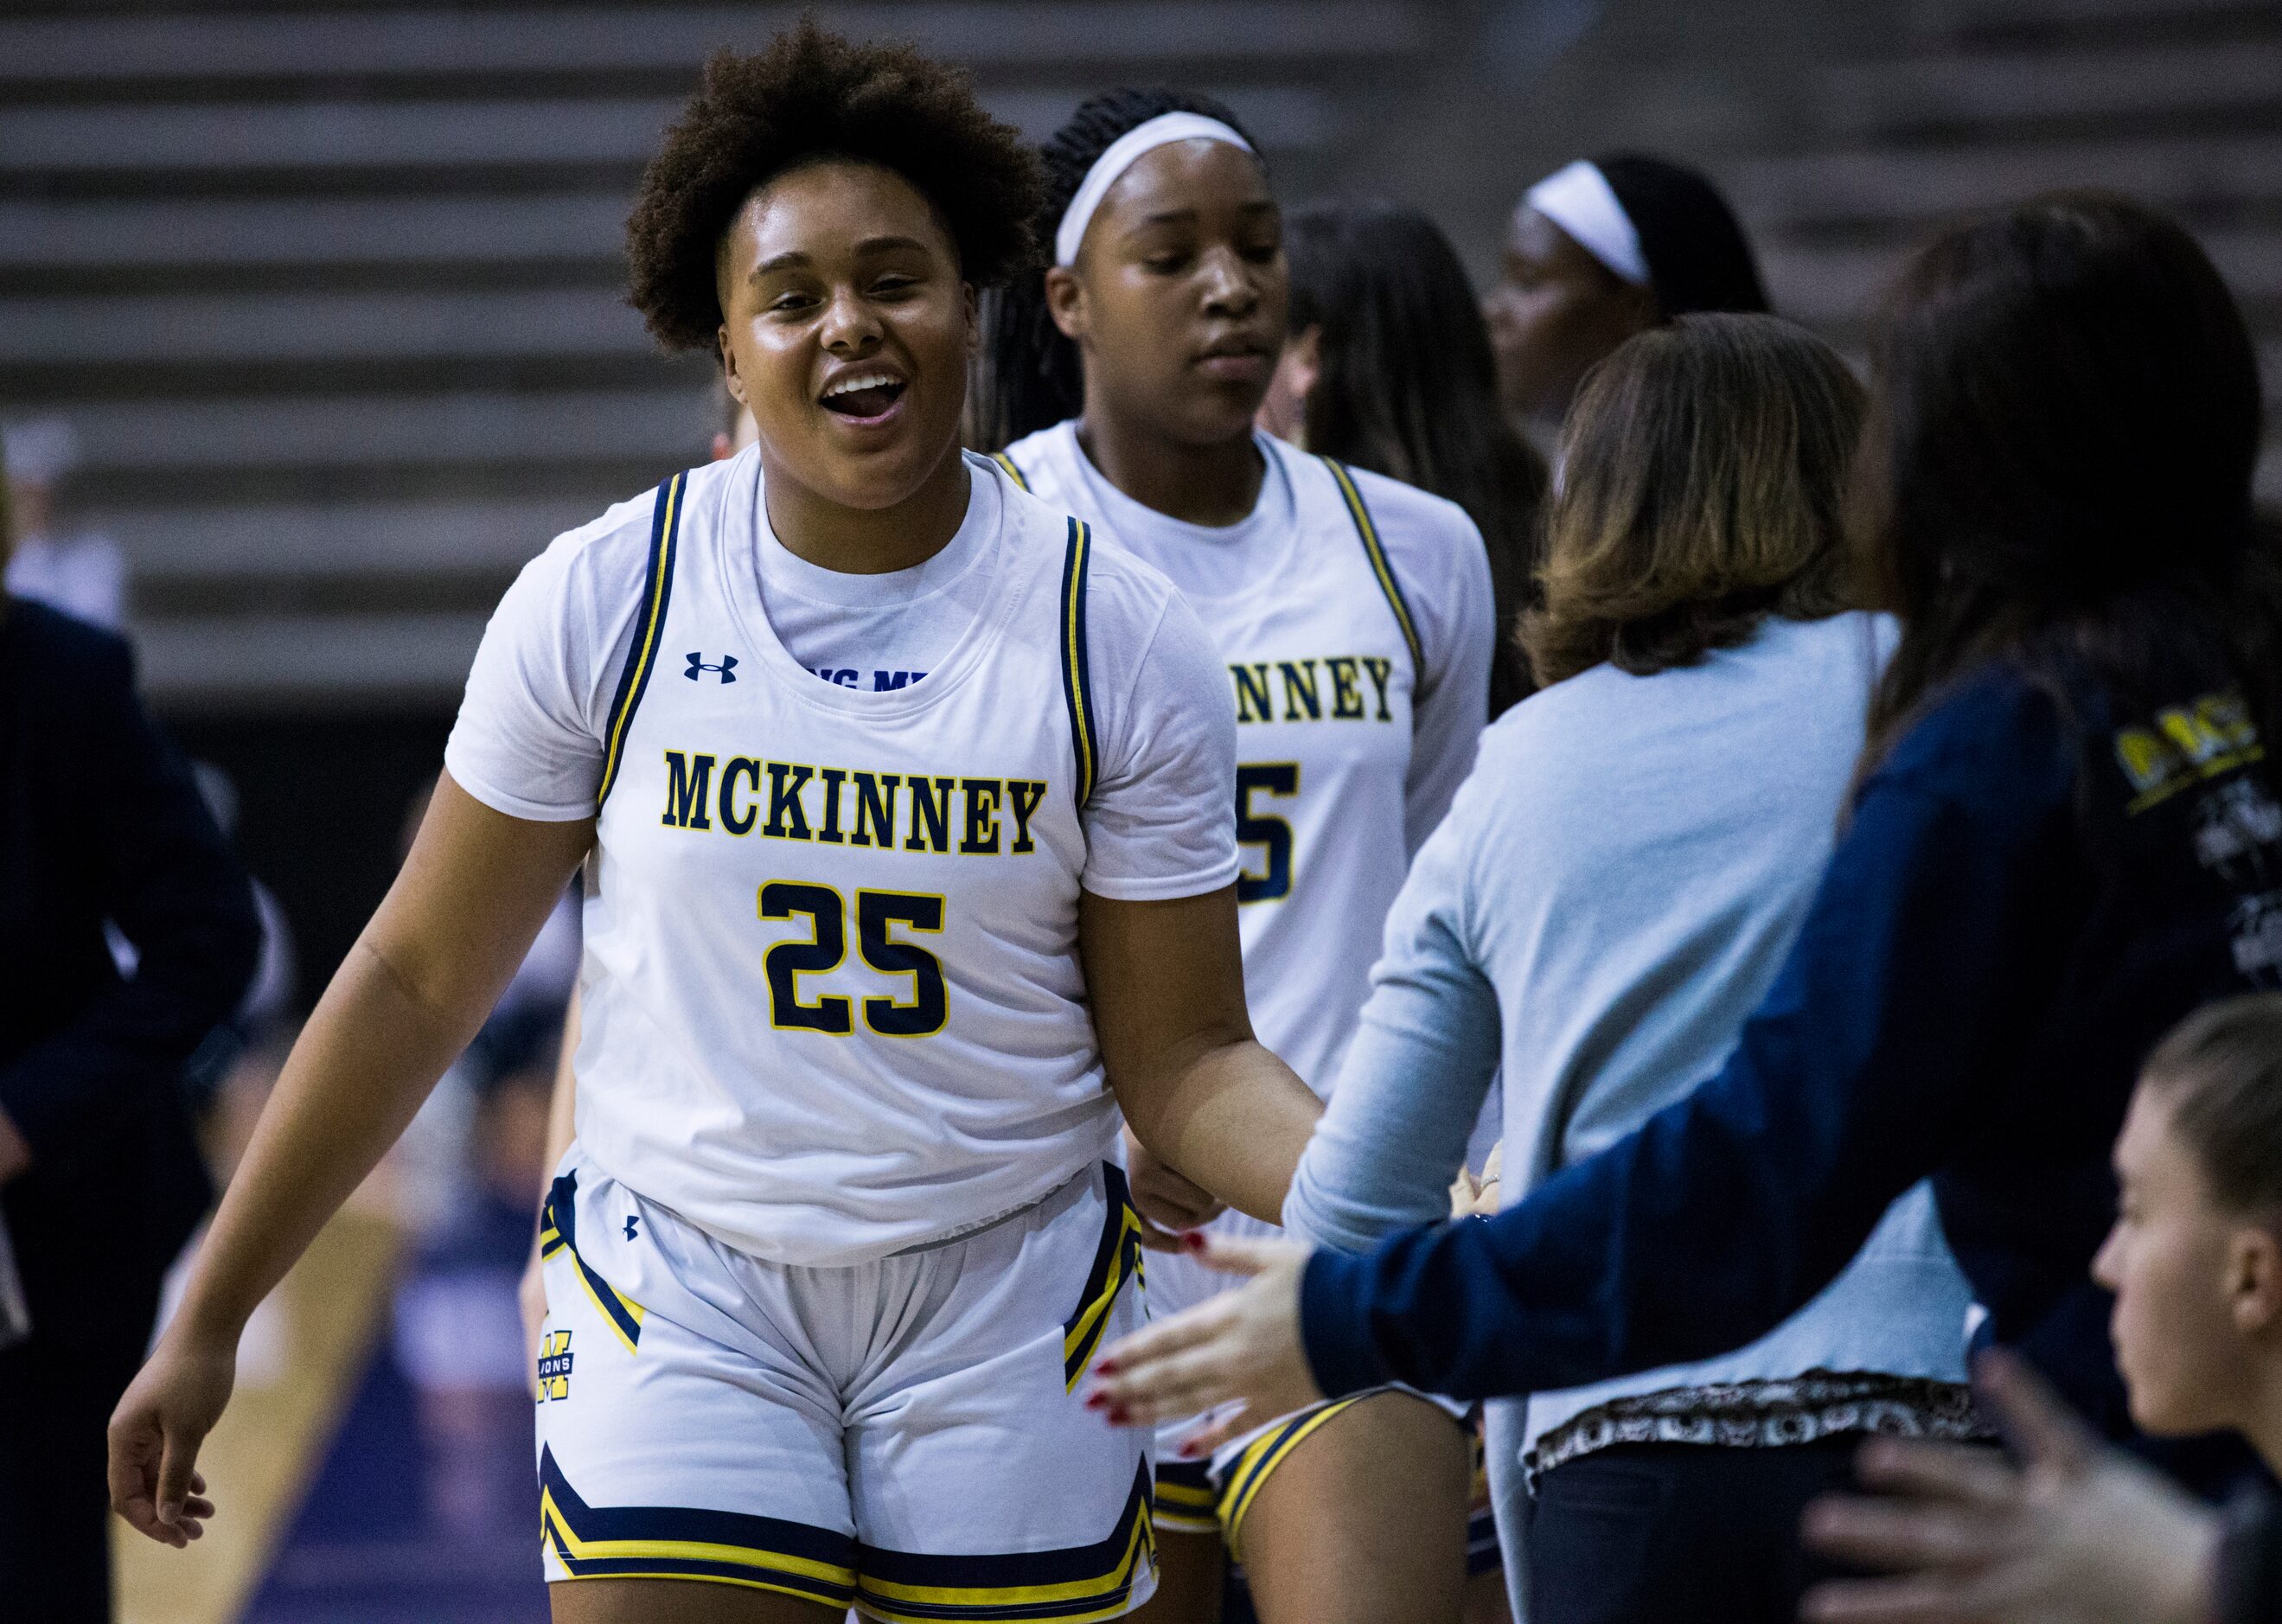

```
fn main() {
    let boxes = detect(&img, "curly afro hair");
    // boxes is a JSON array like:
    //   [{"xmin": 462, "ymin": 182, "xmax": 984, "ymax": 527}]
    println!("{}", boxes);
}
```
[{"xmin": 627, "ymin": 20, "xmax": 1044, "ymax": 352}]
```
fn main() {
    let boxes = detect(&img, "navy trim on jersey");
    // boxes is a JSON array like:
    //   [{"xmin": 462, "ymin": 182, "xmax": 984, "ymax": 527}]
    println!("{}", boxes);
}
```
[
  {"xmin": 1321, "ymin": 457, "xmax": 1424, "ymax": 673},
  {"xmin": 597, "ymin": 469, "xmax": 687, "ymax": 809},
  {"xmin": 1058, "ymin": 519, "xmax": 1099, "ymax": 810},
  {"xmin": 540, "ymin": 1171, "xmax": 646, "ymax": 1354}
]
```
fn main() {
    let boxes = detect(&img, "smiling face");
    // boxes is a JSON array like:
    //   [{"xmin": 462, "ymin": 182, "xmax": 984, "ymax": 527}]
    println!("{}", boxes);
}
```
[
  {"xmin": 1046, "ymin": 137, "xmax": 1288, "ymax": 449},
  {"xmin": 715, "ymin": 159, "xmax": 975, "ymax": 512},
  {"xmin": 1483, "ymin": 204, "xmax": 1659, "ymax": 425},
  {"xmin": 2093, "ymin": 1081, "xmax": 2279, "ymax": 1437}
]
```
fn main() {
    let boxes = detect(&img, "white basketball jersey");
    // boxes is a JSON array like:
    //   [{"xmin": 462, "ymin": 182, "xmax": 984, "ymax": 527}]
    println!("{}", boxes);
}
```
[
  {"xmin": 574, "ymin": 454, "xmax": 1120, "ymax": 1267},
  {"xmin": 999, "ymin": 426, "xmax": 1421, "ymax": 1094}
]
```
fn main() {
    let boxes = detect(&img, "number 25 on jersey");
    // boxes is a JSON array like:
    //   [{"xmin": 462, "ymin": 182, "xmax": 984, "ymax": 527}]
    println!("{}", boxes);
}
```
[{"xmin": 760, "ymin": 882, "xmax": 949, "ymax": 1038}]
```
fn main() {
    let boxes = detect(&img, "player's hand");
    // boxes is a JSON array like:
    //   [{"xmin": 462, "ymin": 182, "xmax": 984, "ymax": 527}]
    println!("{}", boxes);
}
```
[
  {"xmin": 1123, "ymin": 1128, "xmax": 1225, "ymax": 1250},
  {"xmin": 108, "ymin": 1324, "xmax": 235, "ymax": 1547},
  {"xmin": 1451, "ymin": 1140, "xmax": 1503, "ymax": 1218},
  {"xmin": 1799, "ymin": 1349, "xmax": 2217, "ymax": 1624},
  {"xmin": 520, "ymin": 1242, "xmax": 549, "ymax": 1356},
  {"xmin": 1083, "ymin": 1232, "xmax": 1319, "ymax": 1453}
]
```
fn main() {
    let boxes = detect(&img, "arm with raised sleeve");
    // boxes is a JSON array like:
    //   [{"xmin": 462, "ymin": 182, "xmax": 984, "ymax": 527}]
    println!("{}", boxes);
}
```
[
  {"xmin": 1300, "ymin": 732, "xmax": 2078, "ymax": 1401},
  {"xmin": 1283, "ymin": 804, "xmax": 1502, "ymax": 1253}
]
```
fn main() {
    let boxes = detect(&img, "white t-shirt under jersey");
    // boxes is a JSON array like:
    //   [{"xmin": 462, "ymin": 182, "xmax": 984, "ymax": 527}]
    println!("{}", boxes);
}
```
[
  {"xmin": 444, "ymin": 449, "xmax": 1237, "ymax": 1263},
  {"xmin": 754, "ymin": 454, "xmax": 997, "ymax": 693}
]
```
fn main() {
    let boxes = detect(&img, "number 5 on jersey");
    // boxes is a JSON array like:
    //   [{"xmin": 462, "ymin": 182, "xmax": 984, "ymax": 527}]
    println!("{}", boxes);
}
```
[
  {"xmin": 760, "ymin": 882, "xmax": 949, "ymax": 1037},
  {"xmin": 1236, "ymin": 763, "xmax": 1300, "ymax": 904}
]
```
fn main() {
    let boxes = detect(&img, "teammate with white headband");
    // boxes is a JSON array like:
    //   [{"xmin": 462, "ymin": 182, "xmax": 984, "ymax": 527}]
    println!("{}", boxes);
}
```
[
  {"xmin": 981, "ymin": 90, "xmax": 1496, "ymax": 1624},
  {"xmin": 1484, "ymin": 151, "xmax": 1768, "ymax": 431}
]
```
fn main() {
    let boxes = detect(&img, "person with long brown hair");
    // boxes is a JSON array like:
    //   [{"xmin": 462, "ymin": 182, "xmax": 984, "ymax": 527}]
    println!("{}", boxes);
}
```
[
  {"xmin": 1205, "ymin": 310, "xmax": 1978, "ymax": 1623},
  {"xmin": 1256, "ymin": 201, "xmax": 1548, "ymax": 716},
  {"xmin": 1084, "ymin": 193, "xmax": 2282, "ymax": 1517}
]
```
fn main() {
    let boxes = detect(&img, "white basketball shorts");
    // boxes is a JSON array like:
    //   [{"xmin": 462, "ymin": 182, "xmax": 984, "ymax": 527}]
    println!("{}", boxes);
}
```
[{"xmin": 534, "ymin": 1154, "xmax": 1157, "ymax": 1621}]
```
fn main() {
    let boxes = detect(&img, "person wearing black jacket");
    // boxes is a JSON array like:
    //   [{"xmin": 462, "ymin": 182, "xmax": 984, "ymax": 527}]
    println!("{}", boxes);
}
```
[{"xmin": 0, "ymin": 574, "xmax": 260, "ymax": 1619}]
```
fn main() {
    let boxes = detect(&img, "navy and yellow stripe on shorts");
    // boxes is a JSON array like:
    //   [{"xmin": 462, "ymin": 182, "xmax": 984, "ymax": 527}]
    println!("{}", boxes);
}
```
[
  {"xmin": 595, "ymin": 468, "xmax": 687, "ymax": 809},
  {"xmin": 540, "ymin": 1172, "xmax": 646, "ymax": 1355},
  {"xmin": 1058, "ymin": 517, "xmax": 1099, "ymax": 810},
  {"xmin": 855, "ymin": 1460, "xmax": 1155, "ymax": 1622},
  {"xmin": 990, "ymin": 451, "xmax": 1032, "ymax": 492},
  {"xmin": 541, "ymin": 1446, "xmax": 859, "ymax": 1607},
  {"xmin": 1151, "ymin": 1457, "xmax": 1219, "ymax": 1536},
  {"xmin": 1321, "ymin": 457, "xmax": 1423, "ymax": 674},
  {"xmin": 1062, "ymin": 1164, "xmax": 1146, "ymax": 1391},
  {"xmin": 1214, "ymin": 1395, "xmax": 1369, "ymax": 1562}
]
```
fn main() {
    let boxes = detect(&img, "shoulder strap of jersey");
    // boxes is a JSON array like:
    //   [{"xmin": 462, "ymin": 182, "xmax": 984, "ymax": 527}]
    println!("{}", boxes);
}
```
[
  {"xmin": 596, "ymin": 469, "xmax": 689, "ymax": 809},
  {"xmin": 990, "ymin": 450, "xmax": 1033, "ymax": 493},
  {"xmin": 1058, "ymin": 517, "xmax": 1099, "ymax": 811},
  {"xmin": 1320, "ymin": 456, "xmax": 1423, "ymax": 672}
]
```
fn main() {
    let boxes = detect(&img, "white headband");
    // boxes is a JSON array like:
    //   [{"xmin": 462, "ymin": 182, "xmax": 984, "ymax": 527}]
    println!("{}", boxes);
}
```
[
  {"xmin": 1054, "ymin": 111, "xmax": 1256, "ymax": 267},
  {"xmin": 1524, "ymin": 160, "xmax": 1650, "ymax": 286}
]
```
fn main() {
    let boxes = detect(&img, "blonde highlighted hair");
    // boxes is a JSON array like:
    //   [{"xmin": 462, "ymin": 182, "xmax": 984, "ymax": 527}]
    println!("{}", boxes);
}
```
[{"xmin": 1521, "ymin": 311, "xmax": 1863, "ymax": 687}]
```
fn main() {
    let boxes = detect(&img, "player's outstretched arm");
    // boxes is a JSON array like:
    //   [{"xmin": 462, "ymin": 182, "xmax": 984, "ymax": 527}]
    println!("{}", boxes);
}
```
[
  {"xmin": 108, "ymin": 774, "xmax": 593, "ymax": 1547},
  {"xmin": 1081, "ymin": 882, "xmax": 1321, "ymax": 1228}
]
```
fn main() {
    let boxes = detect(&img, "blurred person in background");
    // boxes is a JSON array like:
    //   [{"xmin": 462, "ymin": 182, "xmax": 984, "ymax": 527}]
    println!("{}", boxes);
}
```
[
  {"xmin": 1258, "ymin": 201, "xmax": 1550, "ymax": 718},
  {"xmin": 1088, "ymin": 191, "xmax": 2282, "ymax": 1522},
  {"xmin": 2, "ymin": 416, "xmax": 126, "ymax": 630},
  {"xmin": 0, "ymin": 425, "xmax": 261, "ymax": 1621},
  {"xmin": 395, "ymin": 1020, "xmax": 560, "ymax": 1542},
  {"xmin": 986, "ymin": 90, "xmax": 1494, "ymax": 1624},
  {"xmin": 1483, "ymin": 154, "xmax": 1767, "ymax": 438},
  {"xmin": 1279, "ymin": 311, "xmax": 1979, "ymax": 1624},
  {"xmin": 1803, "ymin": 995, "xmax": 2282, "ymax": 1624}
]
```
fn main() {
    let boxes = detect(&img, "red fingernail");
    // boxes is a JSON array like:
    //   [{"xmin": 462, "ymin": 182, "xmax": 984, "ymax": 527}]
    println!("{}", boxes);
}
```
[
  {"xmin": 1180, "ymin": 1231, "xmax": 1206, "ymax": 1253},
  {"xmin": 1083, "ymin": 1391, "xmax": 1108, "ymax": 1410},
  {"xmin": 1178, "ymin": 1440, "xmax": 1203, "ymax": 1458},
  {"xmin": 1108, "ymin": 1406, "xmax": 1132, "ymax": 1425},
  {"xmin": 1093, "ymin": 1357, "xmax": 1120, "ymax": 1375}
]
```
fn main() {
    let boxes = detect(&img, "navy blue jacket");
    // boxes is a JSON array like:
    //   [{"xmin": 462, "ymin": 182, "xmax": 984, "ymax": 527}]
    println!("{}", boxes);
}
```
[
  {"xmin": 0, "ymin": 598, "xmax": 259, "ymax": 1349},
  {"xmin": 1303, "ymin": 653, "xmax": 2279, "ymax": 1467}
]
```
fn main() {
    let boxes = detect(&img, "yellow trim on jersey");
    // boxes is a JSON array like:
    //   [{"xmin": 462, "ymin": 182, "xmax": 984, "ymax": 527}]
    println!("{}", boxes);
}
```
[
  {"xmin": 990, "ymin": 451, "xmax": 1033, "ymax": 492},
  {"xmin": 1216, "ymin": 1395, "xmax": 1367, "ymax": 1560},
  {"xmin": 1058, "ymin": 519, "xmax": 1099, "ymax": 809},
  {"xmin": 1322, "ymin": 457, "xmax": 1424, "ymax": 673},
  {"xmin": 1152, "ymin": 1461, "xmax": 1221, "ymax": 1534},
  {"xmin": 542, "ymin": 1493, "xmax": 857, "ymax": 1601},
  {"xmin": 596, "ymin": 469, "xmax": 686, "ymax": 809}
]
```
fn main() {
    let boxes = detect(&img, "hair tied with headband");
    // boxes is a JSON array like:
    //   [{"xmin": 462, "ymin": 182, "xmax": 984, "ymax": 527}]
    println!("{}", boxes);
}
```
[
  {"xmin": 1053, "ymin": 111, "xmax": 1255, "ymax": 266},
  {"xmin": 1525, "ymin": 161, "xmax": 1650, "ymax": 286}
]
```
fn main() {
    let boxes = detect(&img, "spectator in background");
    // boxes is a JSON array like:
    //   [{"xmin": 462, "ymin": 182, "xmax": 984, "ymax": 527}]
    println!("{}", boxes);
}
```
[
  {"xmin": 1483, "ymin": 153, "xmax": 1767, "ymax": 436},
  {"xmin": 393, "ymin": 1019, "xmax": 559, "ymax": 1542},
  {"xmin": 1802, "ymin": 996, "xmax": 2282, "ymax": 1624},
  {"xmin": 3, "ymin": 417, "xmax": 126, "ymax": 630},
  {"xmin": 1259, "ymin": 201, "xmax": 1550, "ymax": 717},
  {"xmin": 0, "ymin": 427, "xmax": 260, "ymax": 1621}
]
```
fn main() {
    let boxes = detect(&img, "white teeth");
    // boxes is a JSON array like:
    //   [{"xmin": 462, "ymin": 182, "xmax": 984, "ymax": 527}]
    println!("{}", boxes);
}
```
[{"xmin": 824, "ymin": 372, "xmax": 899, "ymax": 398}]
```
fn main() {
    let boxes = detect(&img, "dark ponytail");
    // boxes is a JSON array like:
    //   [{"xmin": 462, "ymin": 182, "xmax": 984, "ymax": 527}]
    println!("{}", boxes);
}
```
[{"xmin": 973, "ymin": 87, "xmax": 1259, "ymax": 451}]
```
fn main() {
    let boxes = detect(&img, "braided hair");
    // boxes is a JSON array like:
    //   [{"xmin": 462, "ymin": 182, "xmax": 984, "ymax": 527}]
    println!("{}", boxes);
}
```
[{"xmin": 973, "ymin": 88, "xmax": 1262, "ymax": 449}]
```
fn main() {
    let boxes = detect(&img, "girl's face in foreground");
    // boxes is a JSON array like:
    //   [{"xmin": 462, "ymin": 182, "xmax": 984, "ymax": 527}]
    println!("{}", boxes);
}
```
[
  {"xmin": 2093, "ymin": 1082, "xmax": 2281, "ymax": 1437},
  {"xmin": 716, "ymin": 159, "xmax": 975, "ymax": 515}
]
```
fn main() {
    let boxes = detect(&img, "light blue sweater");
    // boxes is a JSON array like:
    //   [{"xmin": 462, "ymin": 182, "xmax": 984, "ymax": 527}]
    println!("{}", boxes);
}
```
[{"xmin": 1282, "ymin": 611, "xmax": 1974, "ymax": 1457}]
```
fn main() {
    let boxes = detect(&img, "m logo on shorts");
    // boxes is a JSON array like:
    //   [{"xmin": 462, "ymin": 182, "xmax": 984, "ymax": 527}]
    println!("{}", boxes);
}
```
[{"xmin": 536, "ymin": 1330, "xmax": 575, "ymax": 1402}]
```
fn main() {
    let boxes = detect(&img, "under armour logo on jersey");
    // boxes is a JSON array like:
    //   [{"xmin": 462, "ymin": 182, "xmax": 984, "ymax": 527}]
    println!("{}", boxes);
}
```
[
  {"xmin": 623, "ymin": 1215, "xmax": 641, "ymax": 1242},
  {"xmin": 685, "ymin": 652, "xmax": 738, "ymax": 683}
]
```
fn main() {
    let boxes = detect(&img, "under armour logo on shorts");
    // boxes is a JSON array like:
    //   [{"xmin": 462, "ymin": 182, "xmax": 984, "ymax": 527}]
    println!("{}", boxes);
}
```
[{"xmin": 686, "ymin": 652, "xmax": 738, "ymax": 682}]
